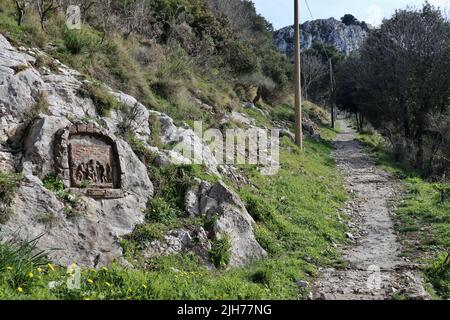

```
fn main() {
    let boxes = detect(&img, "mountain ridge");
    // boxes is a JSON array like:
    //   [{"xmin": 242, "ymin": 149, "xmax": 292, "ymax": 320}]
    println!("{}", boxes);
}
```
[{"xmin": 274, "ymin": 17, "xmax": 368, "ymax": 56}]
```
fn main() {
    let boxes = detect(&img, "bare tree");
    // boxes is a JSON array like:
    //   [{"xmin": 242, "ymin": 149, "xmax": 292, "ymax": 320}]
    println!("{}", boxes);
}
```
[
  {"xmin": 35, "ymin": 0, "xmax": 59, "ymax": 30},
  {"xmin": 14, "ymin": 0, "xmax": 29, "ymax": 26},
  {"xmin": 301, "ymin": 53, "xmax": 327, "ymax": 101},
  {"xmin": 122, "ymin": 0, "xmax": 147, "ymax": 39},
  {"xmin": 95, "ymin": 0, "xmax": 115, "ymax": 42}
]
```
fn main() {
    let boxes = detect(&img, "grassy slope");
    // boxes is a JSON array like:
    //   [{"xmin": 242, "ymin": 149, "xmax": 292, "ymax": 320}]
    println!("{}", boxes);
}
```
[
  {"xmin": 355, "ymin": 129, "xmax": 450, "ymax": 299},
  {"xmin": 0, "ymin": 5, "xmax": 349, "ymax": 299},
  {"xmin": 0, "ymin": 130, "xmax": 348, "ymax": 300}
]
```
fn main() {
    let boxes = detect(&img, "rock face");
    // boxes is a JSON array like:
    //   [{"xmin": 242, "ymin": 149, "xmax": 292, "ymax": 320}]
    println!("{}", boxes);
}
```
[
  {"xmin": 274, "ymin": 18, "xmax": 368, "ymax": 56},
  {"xmin": 0, "ymin": 34, "xmax": 266, "ymax": 268},
  {"xmin": 184, "ymin": 179, "xmax": 267, "ymax": 267},
  {"xmin": 0, "ymin": 34, "xmax": 150, "ymax": 267}
]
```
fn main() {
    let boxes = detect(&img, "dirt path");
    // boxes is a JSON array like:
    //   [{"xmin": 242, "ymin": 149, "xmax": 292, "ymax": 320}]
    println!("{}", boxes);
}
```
[{"xmin": 311, "ymin": 120, "xmax": 429, "ymax": 300}]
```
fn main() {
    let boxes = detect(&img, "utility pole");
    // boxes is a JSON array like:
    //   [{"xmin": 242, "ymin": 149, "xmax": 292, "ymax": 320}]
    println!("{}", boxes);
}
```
[
  {"xmin": 329, "ymin": 58, "xmax": 335, "ymax": 129},
  {"xmin": 294, "ymin": 0, "xmax": 303, "ymax": 149}
]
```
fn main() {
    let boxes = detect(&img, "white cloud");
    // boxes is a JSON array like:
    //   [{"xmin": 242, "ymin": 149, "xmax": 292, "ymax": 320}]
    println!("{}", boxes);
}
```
[{"xmin": 365, "ymin": 4, "xmax": 383, "ymax": 26}]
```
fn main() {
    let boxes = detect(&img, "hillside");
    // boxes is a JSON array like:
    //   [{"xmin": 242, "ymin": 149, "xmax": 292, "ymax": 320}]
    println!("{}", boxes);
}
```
[
  {"xmin": 0, "ymin": 0, "xmax": 351, "ymax": 299},
  {"xmin": 0, "ymin": 0, "xmax": 448, "ymax": 301},
  {"xmin": 274, "ymin": 17, "xmax": 368, "ymax": 57}
]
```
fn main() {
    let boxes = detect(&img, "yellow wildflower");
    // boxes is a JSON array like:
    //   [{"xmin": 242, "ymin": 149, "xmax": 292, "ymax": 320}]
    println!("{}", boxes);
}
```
[
  {"xmin": 87, "ymin": 279, "xmax": 94, "ymax": 284},
  {"xmin": 17, "ymin": 287, "xmax": 23, "ymax": 293},
  {"xmin": 37, "ymin": 267, "xmax": 43, "ymax": 273},
  {"xmin": 28, "ymin": 272, "xmax": 34, "ymax": 278},
  {"xmin": 142, "ymin": 284, "xmax": 148, "ymax": 289},
  {"xmin": 47, "ymin": 263, "xmax": 55, "ymax": 271}
]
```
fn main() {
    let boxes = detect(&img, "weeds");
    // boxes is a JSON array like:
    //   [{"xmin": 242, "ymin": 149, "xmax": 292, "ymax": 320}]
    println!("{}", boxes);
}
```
[
  {"xmin": 0, "ymin": 171, "xmax": 23, "ymax": 224},
  {"xmin": 209, "ymin": 236, "xmax": 232, "ymax": 269},
  {"xmin": 79, "ymin": 81, "xmax": 118, "ymax": 116}
]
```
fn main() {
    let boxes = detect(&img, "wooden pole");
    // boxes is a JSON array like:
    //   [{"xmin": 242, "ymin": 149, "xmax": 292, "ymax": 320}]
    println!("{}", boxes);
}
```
[{"xmin": 294, "ymin": 0, "xmax": 303, "ymax": 149}]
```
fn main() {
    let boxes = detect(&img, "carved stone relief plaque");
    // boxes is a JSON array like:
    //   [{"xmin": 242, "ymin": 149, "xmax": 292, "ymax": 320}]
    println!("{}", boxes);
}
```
[{"xmin": 54, "ymin": 123, "xmax": 123, "ymax": 199}]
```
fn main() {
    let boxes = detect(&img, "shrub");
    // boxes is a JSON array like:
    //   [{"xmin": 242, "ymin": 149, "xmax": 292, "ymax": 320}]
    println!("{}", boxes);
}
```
[
  {"xmin": 224, "ymin": 41, "xmax": 259, "ymax": 75},
  {"xmin": 80, "ymin": 81, "xmax": 118, "ymax": 116},
  {"xmin": 43, "ymin": 174, "xmax": 83, "ymax": 217},
  {"xmin": 0, "ymin": 235, "xmax": 48, "ymax": 289},
  {"xmin": 63, "ymin": 28, "xmax": 97, "ymax": 54},
  {"xmin": 156, "ymin": 44, "xmax": 192, "ymax": 80},
  {"xmin": 0, "ymin": 172, "xmax": 23, "ymax": 224},
  {"xmin": 127, "ymin": 223, "xmax": 166, "ymax": 249},
  {"xmin": 145, "ymin": 197, "xmax": 179, "ymax": 224},
  {"xmin": 209, "ymin": 236, "xmax": 231, "ymax": 269},
  {"xmin": 426, "ymin": 252, "xmax": 450, "ymax": 299},
  {"xmin": 249, "ymin": 268, "xmax": 271, "ymax": 284}
]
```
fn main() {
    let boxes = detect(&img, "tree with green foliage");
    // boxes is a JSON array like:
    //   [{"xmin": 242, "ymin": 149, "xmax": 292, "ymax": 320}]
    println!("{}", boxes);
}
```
[
  {"xmin": 336, "ymin": 3, "xmax": 450, "ymax": 177},
  {"xmin": 341, "ymin": 14, "xmax": 358, "ymax": 26}
]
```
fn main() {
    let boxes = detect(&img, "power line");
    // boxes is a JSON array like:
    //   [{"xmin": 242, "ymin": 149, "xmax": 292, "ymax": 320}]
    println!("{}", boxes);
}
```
[
  {"xmin": 303, "ymin": 0, "xmax": 331, "ymax": 62},
  {"xmin": 303, "ymin": 0, "xmax": 336, "ymax": 128}
]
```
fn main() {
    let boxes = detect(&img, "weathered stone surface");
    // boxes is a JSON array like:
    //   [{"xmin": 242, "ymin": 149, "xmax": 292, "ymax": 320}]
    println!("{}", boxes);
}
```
[
  {"xmin": 184, "ymin": 179, "xmax": 267, "ymax": 267},
  {"xmin": 0, "ymin": 148, "xmax": 16, "ymax": 172},
  {"xmin": 0, "ymin": 31, "xmax": 265, "ymax": 270},
  {"xmin": 274, "ymin": 18, "xmax": 368, "ymax": 57},
  {"xmin": 230, "ymin": 111, "xmax": 256, "ymax": 126},
  {"xmin": 0, "ymin": 35, "xmax": 155, "ymax": 267},
  {"xmin": 143, "ymin": 227, "xmax": 212, "ymax": 267},
  {"xmin": 303, "ymin": 118, "xmax": 320, "ymax": 139},
  {"xmin": 154, "ymin": 113, "xmax": 220, "ymax": 176}
]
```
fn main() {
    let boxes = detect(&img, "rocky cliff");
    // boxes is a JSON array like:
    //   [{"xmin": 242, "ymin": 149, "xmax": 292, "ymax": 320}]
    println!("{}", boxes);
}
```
[
  {"xmin": 274, "ymin": 18, "xmax": 368, "ymax": 56},
  {"xmin": 0, "ymin": 34, "xmax": 266, "ymax": 268}
]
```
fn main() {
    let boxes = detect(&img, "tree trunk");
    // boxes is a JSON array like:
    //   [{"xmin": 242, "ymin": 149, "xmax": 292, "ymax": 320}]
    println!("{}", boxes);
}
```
[{"xmin": 15, "ymin": 2, "xmax": 24, "ymax": 26}]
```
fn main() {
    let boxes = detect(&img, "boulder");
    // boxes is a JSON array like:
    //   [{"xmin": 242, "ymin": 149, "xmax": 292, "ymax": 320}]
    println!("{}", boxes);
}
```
[
  {"xmin": 184, "ymin": 179, "xmax": 267, "ymax": 267},
  {"xmin": 143, "ymin": 227, "xmax": 212, "ymax": 267}
]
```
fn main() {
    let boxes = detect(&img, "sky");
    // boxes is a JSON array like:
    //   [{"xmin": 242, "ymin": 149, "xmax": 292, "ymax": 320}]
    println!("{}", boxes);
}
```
[{"xmin": 252, "ymin": 0, "xmax": 450, "ymax": 29}]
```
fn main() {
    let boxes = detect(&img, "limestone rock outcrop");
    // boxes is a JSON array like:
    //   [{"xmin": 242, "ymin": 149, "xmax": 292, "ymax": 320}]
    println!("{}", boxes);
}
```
[
  {"xmin": 274, "ymin": 18, "xmax": 368, "ymax": 57},
  {"xmin": 0, "ymin": 34, "xmax": 266, "ymax": 269}
]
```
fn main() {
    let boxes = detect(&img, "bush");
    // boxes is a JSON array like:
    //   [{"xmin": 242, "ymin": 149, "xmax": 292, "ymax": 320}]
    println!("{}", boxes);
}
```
[
  {"xmin": 426, "ymin": 252, "xmax": 450, "ymax": 299},
  {"xmin": 63, "ymin": 28, "xmax": 97, "ymax": 54},
  {"xmin": 0, "ymin": 235, "xmax": 48, "ymax": 289},
  {"xmin": 156, "ymin": 44, "xmax": 192, "ymax": 80},
  {"xmin": 0, "ymin": 172, "xmax": 23, "ymax": 224},
  {"xmin": 80, "ymin": 81, "xmax": 118, "ymax": 116},
  {"xmin": 145, "ymin": 197, "xmax": 179, "ymax": 224},
  {"xmin": 209, "ymin": 236, "xmax": 231, "ymax": 269},
  {"xmin": 224, "ymin": 41, "xmax": 259, "ymax": 75},
  {"xmin": 43, "ymin": 174, "xmax": 83, "ymax": 217}
]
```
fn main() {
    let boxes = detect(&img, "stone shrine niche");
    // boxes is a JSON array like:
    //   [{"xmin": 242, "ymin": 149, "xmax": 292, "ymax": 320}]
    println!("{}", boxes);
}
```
[{"xmin": 54, "ymin": 123, "xmax": 123, "ymax": 199}]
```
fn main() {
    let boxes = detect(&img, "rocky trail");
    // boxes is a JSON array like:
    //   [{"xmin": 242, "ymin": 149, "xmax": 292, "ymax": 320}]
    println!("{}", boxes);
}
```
[{"xmin": 311, "ymin": 120, "xmax": 430, "ymax": 300}]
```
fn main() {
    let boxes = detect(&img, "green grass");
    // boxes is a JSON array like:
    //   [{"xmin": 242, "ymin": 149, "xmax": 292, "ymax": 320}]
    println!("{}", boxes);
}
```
[
  {"xmin": 0, "ymin": 3, "xmax": 350, "ymax": 300},
  {"xmin": 357, "ymin": 129, "xmax": 450, "ymax": 299},
  {"xmin": 0, "ymin": 171, "xmax": 23, "ymax": 224},
  {"xmin": 0, "ymin": 134, "xmax": 348, "ymax": 300}
]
